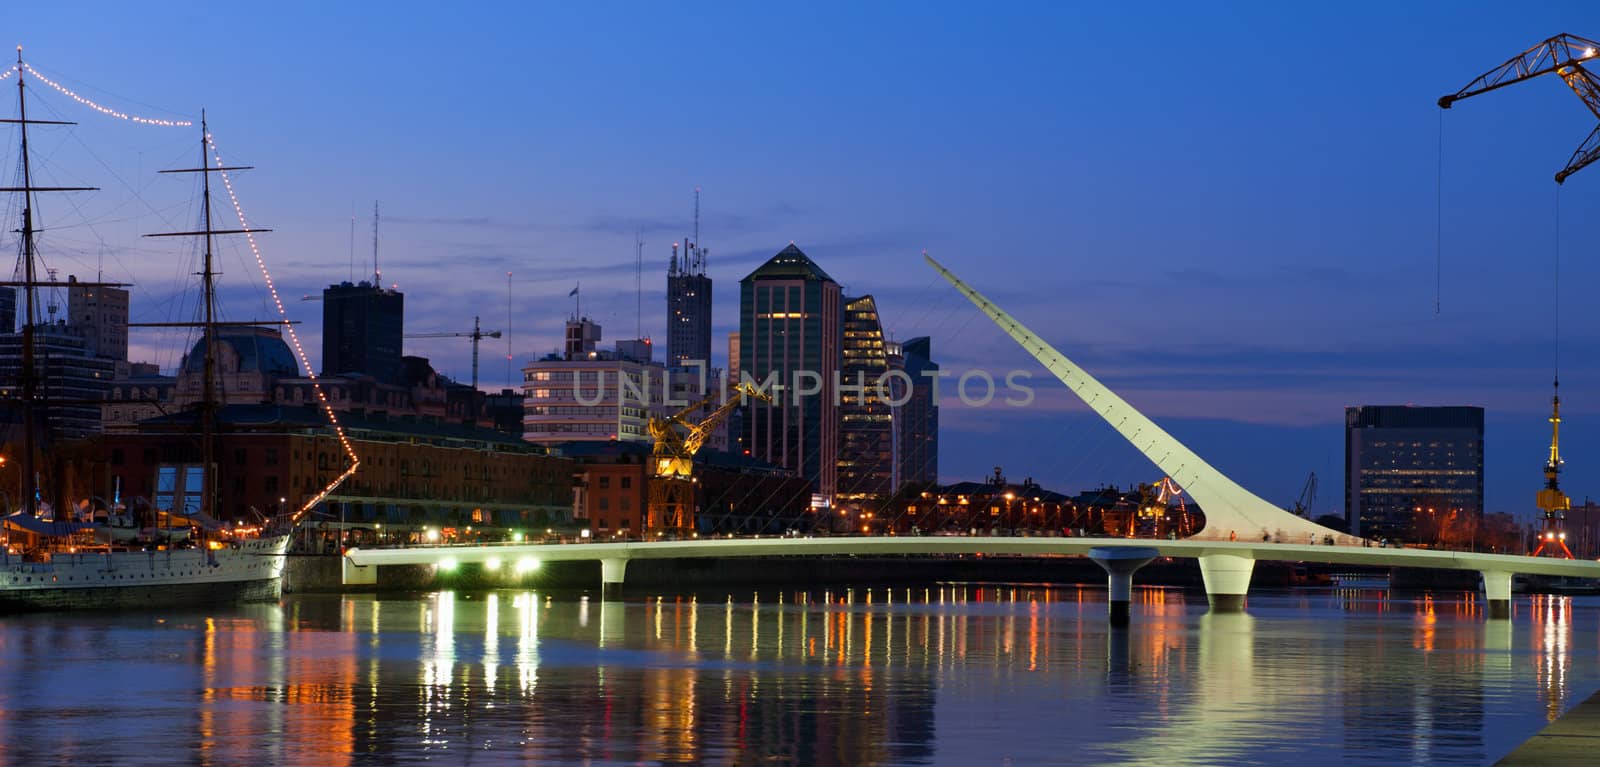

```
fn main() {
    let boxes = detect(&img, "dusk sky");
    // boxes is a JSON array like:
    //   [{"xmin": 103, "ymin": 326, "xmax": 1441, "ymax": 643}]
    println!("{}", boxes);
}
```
[{"xmin": 4, "ymin": 2, "xmax": 1600, "ymax": 518}]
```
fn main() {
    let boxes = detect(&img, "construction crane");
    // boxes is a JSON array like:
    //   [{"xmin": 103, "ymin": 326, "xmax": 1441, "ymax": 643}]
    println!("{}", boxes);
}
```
[
  {"xmin": 1532, "ymin": 383, "xmax": 1574, "ymax": 558},
  {"xmin": 1292, "ymin": 472, "xmax": 1317, "ymax": 518},
  {"xmin": 1439, "ymin": 33, "xmax": 1600, "ymax": 183},
  {"xmin": 646, "ymin": 382, "xmax": 772, "ymax": 537},
  {"xmin": 405, "ymin": 316, "xmax": 502, "ymax": 388}
]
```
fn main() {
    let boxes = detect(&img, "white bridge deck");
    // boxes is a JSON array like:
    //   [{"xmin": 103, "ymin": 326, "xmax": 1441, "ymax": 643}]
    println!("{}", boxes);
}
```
[{"xmin": 345, "ymin": 536, "xmax": 1600, "ymax": 579}]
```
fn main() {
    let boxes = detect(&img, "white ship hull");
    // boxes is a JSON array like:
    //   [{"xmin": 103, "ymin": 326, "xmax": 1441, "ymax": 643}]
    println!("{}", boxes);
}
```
[{"xmin": 0, "ymin": 535, "xmax": 289, "ymax": 612}]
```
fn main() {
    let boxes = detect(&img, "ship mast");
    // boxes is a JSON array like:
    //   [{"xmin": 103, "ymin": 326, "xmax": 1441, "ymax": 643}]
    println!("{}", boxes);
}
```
[
  {"xmin": 0, "ymin": 48, "xmax": 103, "ymax": 521},
  {"xmin": 143, "ymin": 111, "xmax": 272, "ymax": 525}
]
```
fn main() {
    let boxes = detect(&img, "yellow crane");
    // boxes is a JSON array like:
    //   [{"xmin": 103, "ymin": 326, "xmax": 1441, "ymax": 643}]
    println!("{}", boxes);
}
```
[
  {"xmin": 646, "ymin": 382, "xmax": 772, "ymax": 536},
  {"xmin": 1532, "ymin": 383, "xmax": 1574, "ymax": 559}
]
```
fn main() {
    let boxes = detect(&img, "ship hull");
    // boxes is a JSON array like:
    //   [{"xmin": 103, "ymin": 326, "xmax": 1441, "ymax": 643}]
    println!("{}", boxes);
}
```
[{"xmin": 0, "ymin": 536, "xmax": 289, "ymax": 614}]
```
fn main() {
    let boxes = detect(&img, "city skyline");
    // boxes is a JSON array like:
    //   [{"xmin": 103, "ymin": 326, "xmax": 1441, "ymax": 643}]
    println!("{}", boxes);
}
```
[{"xmin": 2, "ymin": 2, "xmax": 1599, "ymax": 515}]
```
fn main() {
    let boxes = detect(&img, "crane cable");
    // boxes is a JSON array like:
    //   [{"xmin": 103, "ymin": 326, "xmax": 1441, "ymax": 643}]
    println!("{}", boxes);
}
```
[
  {"xmin": 1554, "ymin": 183, "xmax": 1561, "ymax": 388},
  {"xmin": 1436, "ymin": 108, "xmax": 1445, "ymax": 315}
]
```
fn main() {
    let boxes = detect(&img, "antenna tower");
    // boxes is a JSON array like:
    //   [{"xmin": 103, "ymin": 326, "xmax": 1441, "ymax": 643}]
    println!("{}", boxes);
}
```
[
  {"xmin": 635, "ymin": 229, "xmax": 644, "ymax": 338},
  {"xmin": 371, "ymin": 200, "xmax": 380, "ymax": 284}
]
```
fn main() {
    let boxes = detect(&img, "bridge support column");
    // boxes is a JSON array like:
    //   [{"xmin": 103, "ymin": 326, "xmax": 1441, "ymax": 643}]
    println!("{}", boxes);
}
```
[
  {"xmin": 1480, "ymin": 570, "xmax": 1511, "ymax": 620},
  {"xmin": 1198, "ymin": 553, "xmax": 1254, "ymax": 613},
  {"xmin": 600, "ymin": 558, "xmax": 628, "ymax": 601},
  {"xmin": 1089, "ymin": 547, "xmax": 1160, "ymax": 626}
]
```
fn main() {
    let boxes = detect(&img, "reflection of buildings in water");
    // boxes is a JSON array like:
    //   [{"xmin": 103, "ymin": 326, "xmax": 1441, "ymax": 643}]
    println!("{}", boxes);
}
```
[
  {"xmin": 1337, "ymin": 600, "xmax": 1486, "ymax": 762},
  {"xmin": 292, "ymin": 590, "xmax": 943, "ymax": 765},
  {"xmin": 1531, "ymin": 595, "xmax": 1571, "ymax": 722},
  {"xmin": 195, "ymin": 604, "xmax": 358, "ymax": 767},
  {"xmin": 1115, "ymin": 613, "xmax": 1257, "ymax": 763}
]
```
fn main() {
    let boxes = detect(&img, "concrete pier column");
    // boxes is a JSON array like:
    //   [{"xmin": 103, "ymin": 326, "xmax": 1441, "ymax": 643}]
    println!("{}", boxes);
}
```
[
  {"xmin": 1198, "ymin": 553, "xmax": 1254, "ymax": 613},
  {"xmin": 1480, "ymin": 570, "xmax": 1512, "ymax": 620},
  {"xmin": 599, "ymin": 598, "xmax": 626, "ymax": 646},
  {"xmin": 1088, "ymin": 547, "xmax": 1160, "ymax": 626},
  {"xmin": 600, "ymin": 558, "xmax": 629, "ymax": 601}
]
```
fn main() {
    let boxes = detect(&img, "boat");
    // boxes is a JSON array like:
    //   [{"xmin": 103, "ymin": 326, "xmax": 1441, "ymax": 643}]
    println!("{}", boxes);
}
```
[{"xmin": 0, "ymin": 53, "xmax": 295, "ymax": 611}]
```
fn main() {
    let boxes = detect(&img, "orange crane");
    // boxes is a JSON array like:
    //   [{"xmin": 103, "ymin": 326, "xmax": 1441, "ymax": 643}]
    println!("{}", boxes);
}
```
[
  {"xmin": 1439, "ymin": 33, "xmax": 1600, "ymax": 183},
  {"xmin": 646, "ymin": 382, "xmax": 772, "ymax": 536},
  {"xmin": 406, "ymin": 315, "xmax": 502, "ymax": 388}
]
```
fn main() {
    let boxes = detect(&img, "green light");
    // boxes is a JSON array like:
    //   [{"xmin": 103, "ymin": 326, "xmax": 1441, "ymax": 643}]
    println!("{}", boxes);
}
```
[
  {"xmin": 438, "ymin": 557, "xmax": 458, "ymax": 572},
  {"xmin": 515, "ymin": 557, "xmax": 540, "ymax": 574},
  {"xmin": 484, "ymin": 557, "xmax": 502, "ymax": 571}
]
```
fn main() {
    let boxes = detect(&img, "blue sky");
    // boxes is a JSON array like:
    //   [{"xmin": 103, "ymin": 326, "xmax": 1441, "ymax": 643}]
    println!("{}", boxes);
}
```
[{"xmin": 3, "ymin": 1, "xmax": 1600, "ymax": 518}]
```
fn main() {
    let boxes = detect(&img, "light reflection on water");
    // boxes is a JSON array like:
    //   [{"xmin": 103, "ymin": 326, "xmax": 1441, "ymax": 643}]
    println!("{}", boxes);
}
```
[{"xmin": 0, "ymin": 585, "xmax": 1592, "ymax": 765}]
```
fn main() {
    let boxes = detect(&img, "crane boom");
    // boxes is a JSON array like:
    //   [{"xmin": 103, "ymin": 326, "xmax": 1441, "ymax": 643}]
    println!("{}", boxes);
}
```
[
  {"xmin": 646, "ymin": 382, "xmax": 773, "ymax": 535},
  {"xmin": 404, "ymin": 315, "xmax": 503, "ymax": 387},
  {"xmin": 1439, "ymin": 33, "xmax": 1600, "ymax": 183}
]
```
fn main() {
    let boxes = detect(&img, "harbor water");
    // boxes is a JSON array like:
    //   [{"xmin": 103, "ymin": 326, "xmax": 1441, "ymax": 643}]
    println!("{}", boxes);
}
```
[{"xmin": 0, "ymin": 583, "xmax": 1592, "ymax": 765}]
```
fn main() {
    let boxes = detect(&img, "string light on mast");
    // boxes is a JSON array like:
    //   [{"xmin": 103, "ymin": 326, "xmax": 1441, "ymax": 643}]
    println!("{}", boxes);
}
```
[
  {"xmin": 206, "ymin": 130, "xmax": 360, "ymax": 524},
  {"xmin": 0, "ymin": 64, "xmax": 14, "ymax": 83},
  {"xmin": 21, "ymin": 61, "xmax": 190, "ymax": 126}
]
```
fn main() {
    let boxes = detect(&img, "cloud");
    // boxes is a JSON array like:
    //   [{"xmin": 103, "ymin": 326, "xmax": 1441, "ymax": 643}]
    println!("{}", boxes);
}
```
[{"xmin": 384, "ymin": 214, "xmax": 541, "ymax": 232}]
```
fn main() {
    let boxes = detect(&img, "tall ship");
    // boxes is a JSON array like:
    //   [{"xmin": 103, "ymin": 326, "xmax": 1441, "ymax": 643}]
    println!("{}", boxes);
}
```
[{"xmin": 0, "ymin": 52, "xmax": 330, "ymax": 610}]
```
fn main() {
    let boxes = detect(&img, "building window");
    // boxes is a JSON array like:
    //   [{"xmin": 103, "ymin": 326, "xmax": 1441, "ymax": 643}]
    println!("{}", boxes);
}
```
[
  {"xmin": 599, "ymin": 476, "xmax": 611, "ymax": 490},
  {"xmin": 265, "ymin": 448, "xmax": 279, "ymax": 467},
  {"xmin": 111, "ymin": 449, "xmax": 124, "ymax": 466},
  {"xmin": 620, "ymin": 476, "xmax": 631, "ymax": 489}
]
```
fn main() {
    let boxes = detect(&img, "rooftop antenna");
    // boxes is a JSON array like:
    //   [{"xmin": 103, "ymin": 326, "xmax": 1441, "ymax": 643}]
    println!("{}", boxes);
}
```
[
  {"xmin": 506, "ymin": 270, "xmax": 513, "ymax": 389},
  {"xmin": 348, "ymin": 211, "xmax": 355, "ymax": 282},
  {"xmin": 371, "ymin": 200, "xmax": 380, "ymax": 285},
  {"xmin": 693, "ymin": 186, "xmax": 700, "ymax": 269},
  {"xmin": 635, "ymin": 228, "xmax": 644, "ymax": 338}
]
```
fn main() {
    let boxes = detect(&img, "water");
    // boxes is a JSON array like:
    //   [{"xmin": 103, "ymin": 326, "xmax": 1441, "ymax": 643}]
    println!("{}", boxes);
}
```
[{"xmin": 0, "ymin": 584, "xmax": 1591, "ymax": 766}]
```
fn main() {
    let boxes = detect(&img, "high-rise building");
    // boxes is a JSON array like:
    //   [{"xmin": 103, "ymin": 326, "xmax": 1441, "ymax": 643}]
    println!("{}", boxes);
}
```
[
  {"xmin": 727, "ymin": 331, "xmax": 743, "ymax": 454},
  {"xmin": 0, "ymin": 286, "xmax": 15, "ymax": 334},
  {"xmin": 0, "ymin": 323, "xmax": 115, "ymax": 439},
  {"xmin": 896, "ymin": 336, "xmax": 939, "ymax": 486},
  {"xmin": 667, "ymin": 240, "xmax": 712, "ymax": 368},
  {"xmin": 1345, "ymin": 405, "xmax": 1484, "ymax": 541},
  {"xmin": 837, "ymin": 295, "xmax": 895, "ymax": 503},
  {"xmin": 66, "ymin": 274, "xmax": 128, "ymax": 361},
  {"xmin": 522, "ymin": 320, "xmax": 668, "ymax": 446},
  {"xmin": 321, "ymin": 281, "xmax": 404, "ymax": 384},
  {"xmin": 739, "ymin": 244, "xmax": 841, "ymax": 497}
]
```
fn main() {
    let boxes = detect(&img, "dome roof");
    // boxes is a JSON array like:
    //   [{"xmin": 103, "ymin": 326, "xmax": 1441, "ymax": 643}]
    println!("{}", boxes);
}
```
[{"xmin": 182, "ymin": 327, "xmax": 298, "ymax": 377}]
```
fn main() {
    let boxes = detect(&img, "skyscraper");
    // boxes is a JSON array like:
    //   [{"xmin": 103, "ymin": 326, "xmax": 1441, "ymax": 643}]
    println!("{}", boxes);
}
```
[
  {"xmin": 67, "ymin": 274, "xmax": 129, "ymax": 361},
  {"xmin": 739, "ymin": 244, "xmax": 841, "ymax": 497},
  {"xmin": 667, "ymin": 239, "xmax": 712, "ymax": 368},
  {"xmin": 321, "ymin": 281, "xmax": 404, "ymax": 384},
  {"xmin": 1345, "ymin": 405, "xmax": 1484, "ymax": 541},
  {"xmin": 896, "ymin": 336, "xmax": 939, "ymax": 486},
  {"xmin": 837, "ymin": 295, "xmax": 895, "ymax": 502},
  {"xmin": 0, "ymin": 287, "xmax": 15, "ymax": 335}
]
